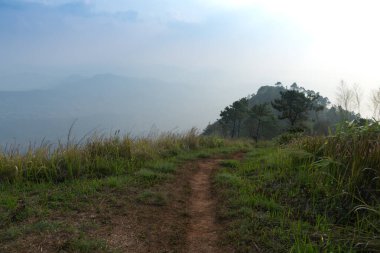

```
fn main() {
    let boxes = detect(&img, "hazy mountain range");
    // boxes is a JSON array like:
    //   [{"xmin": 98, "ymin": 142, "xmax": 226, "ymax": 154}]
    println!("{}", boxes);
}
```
[{"xmin": 0, "ymin": 73, "xmax": 223, "ymax": 145}]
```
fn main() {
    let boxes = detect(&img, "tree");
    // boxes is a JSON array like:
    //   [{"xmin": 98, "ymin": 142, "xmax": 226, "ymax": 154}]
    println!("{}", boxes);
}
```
[
  {"xmin": 307, "ymin": 90, "xmax": 328, "ymax": 121},
  {"xmin": 352, "ymin": 83, "xmax": 363, "ymax": 115},
  {"xmin": 232, "ymin": 98, "xmax": 249, "ymax": 137},
  {"xmin": 336, "ymin": 80, "xmax": 355, "ymax": 119},
  {"xmin": 219, "ymin": 98, "xmax": 248, "ymax": 138},
  {"xmin": 275, "ymin": 82, "xmax": 283, "ymax": 86},
  {"xmin": 202, "ymin": 122, "xmax": 215, "ymax": 136},
  {"xmin": 290, "ymin": 82, "xmax": 298, "ymax": 90},
  {"xmin": 247, "ymin": 103, "xmax": 273, "ymax": 142},
  {"xmin": 219, "ymin": 106, "xmax": 235, "ymax": 138},
  {"xmin": 370, "ymin": 88, "xmax": 380, "ymax": 120},
  {"xmin": 271, "ymin": 89, "xmax": 320, "ymax": 127}
]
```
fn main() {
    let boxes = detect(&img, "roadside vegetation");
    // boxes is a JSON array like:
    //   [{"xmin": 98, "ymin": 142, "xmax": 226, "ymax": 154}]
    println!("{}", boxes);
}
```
[
  {"xmin": 215, "ymin": 121, "xmax": 379, "ymax": 252},
  {"xmin": 0, "ymin": 129, "xmax": 249, "ymax": 252},
  {"xmin": 0, "ymin": 128, "xmax": 229, "ymax": 184}
]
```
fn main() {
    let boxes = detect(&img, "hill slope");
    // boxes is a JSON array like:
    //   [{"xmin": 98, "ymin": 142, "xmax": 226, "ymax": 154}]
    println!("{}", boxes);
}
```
[
  {"xmin": 0, "ymin": 74, "xmax": 212, "ymax": 144},
  {"xmin": 204, "ymin": 83, "xmax": 356, "ymax": 139}
]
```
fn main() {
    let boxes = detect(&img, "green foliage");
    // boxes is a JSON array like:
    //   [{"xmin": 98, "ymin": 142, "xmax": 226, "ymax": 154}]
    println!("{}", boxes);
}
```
[
  {"xmin": 219, "ymin": 98, "xmax": 249, "ymax": 138},
  {"xmin": 136, "ymin": 190, "xmax": 167, "ymax": 206},
  {"xmin": 0, "ymin": 137, "xmax": 247, "ymax": 252},
  {"xmin": 61, "ymin": 236, "xmax": 110, "ymax": 253},
  {"xmin": 215, "ymin": 144, "xmax": 379, "ymax": 252},
  {"xmin": 219, "ymin": 159, "xmax": 240, "ymax": 169},
  {"xmin": 0, "ymin": 220, "xmax": 62, "ymax": 243},
  {"xmin": 195, "ymin": 152, "xmax": 210, "ymax": 158},
  {"xmin": 271, "ymin": 89, "xmax": 322, "ymax": 127},
  {"xmin": 274, "ymin": 132, "xmax": 304, "ymax": 145},
  {"xmin": 135, "ymin": 169, "xmax": 168, "ymax": 185},
  {"xmin": 0, "ymin": 130, "xmax": 227, "ymax": 184},
  {"xmin": 246, "ymin": 103, "xmax": 275, "ymax": 142},
  {"xmin": 295, "ymin": 120, "xmax": 380, "ymax": 201},
  {"xmin": 0, "ymin": 226, "xmax": 22, "ymax": 242},
  {"xmin": 214, "ymin": 172, "xmax": 243, "ymax": 188},
  {"xmin": 147, "ymin": 161, "xmax": 176, "ymax": 174},
  {"xmin": 205, "ymin": 83, "xmax": 346, "ymax": 139}
]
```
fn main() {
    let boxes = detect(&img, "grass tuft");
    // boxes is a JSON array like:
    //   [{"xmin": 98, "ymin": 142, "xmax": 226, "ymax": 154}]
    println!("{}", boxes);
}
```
[
  {"xmin": 61, "ymin": 236, "xmax": 110, "ymax": 253},
  {"xmin": 219, "ymin": 159, "xmax": 240, "ymax": 169},
  {"xmin": 136, "ymin": 190, "xmax": 167, "ymax": 206}
]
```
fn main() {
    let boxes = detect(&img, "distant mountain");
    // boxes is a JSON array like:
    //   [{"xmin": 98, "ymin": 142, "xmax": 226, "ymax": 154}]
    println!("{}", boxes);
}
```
[
  {"xmin": 0, "ymin": 72, "xmax": 58, "ymax": 91},
  {"xmin": 248, "ymin": 85, "xmax": 285, "ymax": 105},
  {"xmin": 0, "ymin": 74, "xmax": 213, "ymax": 145}
]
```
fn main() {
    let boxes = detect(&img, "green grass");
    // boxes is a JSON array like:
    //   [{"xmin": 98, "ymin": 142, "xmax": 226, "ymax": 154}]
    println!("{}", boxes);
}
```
[
  {"xmin": 147, "ymin": 161, "xmax": 176, "ymax": 174},
  {"xmin": 0, "ymin": 170, "xmax": 153, "ymax": 248},
  {"xmin": 60, "ymin": 236, "xmax": 112, "ymax": 253},
  {"xmin": 0, "ymin": 220, "xmax": 63, "ymax": 242},
  {"xmin": 215, "ymin": 143, "xmax": 379, "ymax": 252},
  {"xmin": 295, "ymin": 121, "xmax": 380, "ymax": 198},
  {"xmin": 135, "ymin": 168, "xmax": 169, "ymax": 184},
  {"xmin": 136, "ymin": 190, "xmax": 167, "ymax": 206},
  {"xmin": 0, "ymin": 129, "xmax": 231, "ymax": 184},
  {"xmin": 219, "ymin": 159, "xmax": 240, "ymax": 169},
  {"xmin": 0, "ymin": 131, "xmax": 249, "ymax": 251}
]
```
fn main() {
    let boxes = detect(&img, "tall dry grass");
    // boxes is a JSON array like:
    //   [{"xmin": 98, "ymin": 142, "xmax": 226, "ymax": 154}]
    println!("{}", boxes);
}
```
[
  {"xmin": 295, "ymin": 121, "xmax": 380, "ymax": 201},
  {"xmin": 0, "ymin": 128, "xmax": 226, "ymax": 184},
  {"xmin": 288, "ymin": 121, "xmax": 380, "ymax": 251}
]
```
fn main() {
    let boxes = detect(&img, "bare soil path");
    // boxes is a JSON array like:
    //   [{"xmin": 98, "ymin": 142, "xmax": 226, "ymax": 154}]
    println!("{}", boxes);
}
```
[
  {"xmin": 97, "ymin": 153, "xmax": 245, "ymax": 252},
  {"xmin": 0, "ymin": 153, "xmax": 244, "ymax": 253},
  {"xmin": 186, "ymin": 159, "xmax": 222, "ymax": 253}
]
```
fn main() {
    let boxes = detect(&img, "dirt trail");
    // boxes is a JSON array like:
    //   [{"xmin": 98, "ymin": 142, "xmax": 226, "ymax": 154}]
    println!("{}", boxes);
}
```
[
  {"xmin": 186, "ymin": 159, "xmax": 222, "ymax": 253},
  {"xmin": 0, "ymin": 153, "xmax": 244, "ymax": 253}
]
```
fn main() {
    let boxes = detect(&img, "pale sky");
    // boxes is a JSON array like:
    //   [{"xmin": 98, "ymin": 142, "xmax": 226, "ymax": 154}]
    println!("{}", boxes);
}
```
[{"xmin": 1, "ymin": 0, "xmax": 380, "ymax": 116}]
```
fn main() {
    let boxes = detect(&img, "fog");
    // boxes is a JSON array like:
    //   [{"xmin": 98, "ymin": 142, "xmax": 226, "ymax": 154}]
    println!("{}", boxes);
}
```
[{"xmin": 0, "ymin": 0, "xmax": 379, "ymax": 143}]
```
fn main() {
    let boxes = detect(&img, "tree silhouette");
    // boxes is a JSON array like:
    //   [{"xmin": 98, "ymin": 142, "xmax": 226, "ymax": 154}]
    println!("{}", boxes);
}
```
[
  {"xmin": 271, "ymin": 89, "xmax": 321, "ymax": 127},
  {"xmin": 219, "ymin": 98, "xmax": 248, "ymax": 138},
  {"xmin": 247, "ymin": 103, "xmax": 273, "ymax": 142},
  {"xmin": 371, "ymin": 88, "xmax": 380, "ymax": 120},
  {"xmin": 336, "ymin": 80, "xmax": 355, "ymax": 120}
]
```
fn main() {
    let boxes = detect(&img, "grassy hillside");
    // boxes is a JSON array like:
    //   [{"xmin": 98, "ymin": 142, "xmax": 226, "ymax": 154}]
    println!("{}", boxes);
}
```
[
  {"xmin": 214, "ymin": 122, "xmax": 379, "ymax": 252},
  {"xmin": 1, "ymin": 122, "xmax": 378, "ymax": 252},
  {"xmin": 0, "ymin": 130, "xmax": 250, "ymax": 252}
]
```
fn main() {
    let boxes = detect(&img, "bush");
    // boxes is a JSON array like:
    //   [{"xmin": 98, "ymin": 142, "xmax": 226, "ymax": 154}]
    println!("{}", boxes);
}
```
[{"xmin": 274, "ymin": 132, "xmax": 304, "ymax": 145}]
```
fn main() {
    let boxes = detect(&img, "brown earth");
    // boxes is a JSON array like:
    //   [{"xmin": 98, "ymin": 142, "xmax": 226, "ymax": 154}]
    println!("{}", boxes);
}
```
[
  {"xmin": 186, "ymin": 159, "xmax": 223, "ymax": 253},
  {"xmin": 1, "ymin": 152, "xmax": 244, "ymax": 253},
  {"xmin": 186, "ymin": 152, "xmax": 245, "ymax": 253}
]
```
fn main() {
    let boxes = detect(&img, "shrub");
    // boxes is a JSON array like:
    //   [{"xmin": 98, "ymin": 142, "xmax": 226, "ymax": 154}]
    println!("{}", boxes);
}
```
[{"xmin": 274, "ymin": 132, "xmax": 304, "ymax": 145}]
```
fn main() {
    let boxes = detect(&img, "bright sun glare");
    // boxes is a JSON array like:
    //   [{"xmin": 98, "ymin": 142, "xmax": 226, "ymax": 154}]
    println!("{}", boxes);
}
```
[{"xmin": 214, "ymin": 0, "xmax": 380, "ymax": 84}]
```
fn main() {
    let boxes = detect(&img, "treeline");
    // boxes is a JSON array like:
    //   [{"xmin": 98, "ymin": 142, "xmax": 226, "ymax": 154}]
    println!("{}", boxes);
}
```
[{"xmin": 204, "ymin": 82, "xmax": 364, "ymax": 140}]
